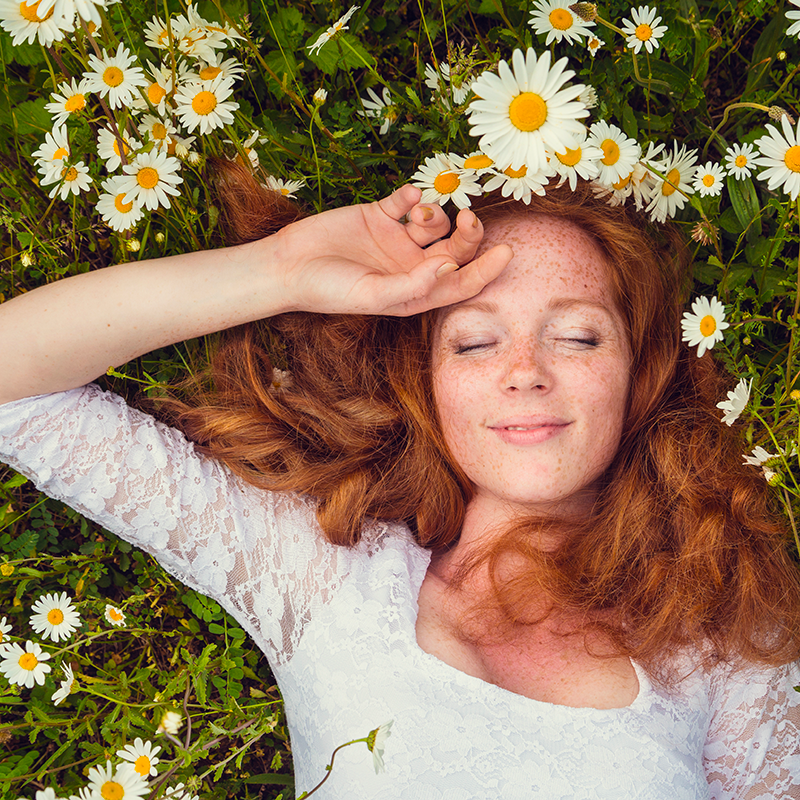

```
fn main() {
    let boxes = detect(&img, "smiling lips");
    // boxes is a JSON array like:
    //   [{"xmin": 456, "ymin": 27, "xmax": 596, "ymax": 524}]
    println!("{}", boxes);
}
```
[{"xmin": 488, "ymin": 417, "xmax": 571, "ymax": 445}]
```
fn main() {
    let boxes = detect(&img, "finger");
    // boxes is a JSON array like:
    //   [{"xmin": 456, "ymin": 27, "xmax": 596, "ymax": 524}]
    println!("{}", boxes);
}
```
[
  {"xmin": 425, "ymin": 208, "xmax": 486, "ymax": 265},
  {"xmin": 404, "ymin": 203, "xmax": 451, "ymax": 247},
  {"xmin": 376, "ymin": 184, "xmax": 423, "ymax": 221}
]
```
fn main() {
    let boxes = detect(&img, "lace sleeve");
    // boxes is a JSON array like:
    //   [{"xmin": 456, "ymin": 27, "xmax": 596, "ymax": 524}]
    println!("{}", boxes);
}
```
[
  {"xmin": 703, "ymin": 659, "xmax": 800, "ymax": 799},
  {"xmin": 0, "ymin": 384, "xmax": 342, "ymax": 664}
]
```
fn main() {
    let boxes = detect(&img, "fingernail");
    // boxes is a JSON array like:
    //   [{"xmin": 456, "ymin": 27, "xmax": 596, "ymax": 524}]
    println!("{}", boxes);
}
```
[
  {"xmin": 436, "ymin": 262, "xmax": 459, "ymax": 278},
  {"xmin": 472, "ymin": 215, "xmax": 480, "ymax": 228},
  {"xmin": 422, "ymin": 207, "xmax": 434, "ymax": 221}
]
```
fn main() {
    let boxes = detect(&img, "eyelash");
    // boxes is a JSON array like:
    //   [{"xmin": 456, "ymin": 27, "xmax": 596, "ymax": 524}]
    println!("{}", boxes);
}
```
[{"xmin": 454, "ymin": 336, "xmax": 600, "ymax": 354}]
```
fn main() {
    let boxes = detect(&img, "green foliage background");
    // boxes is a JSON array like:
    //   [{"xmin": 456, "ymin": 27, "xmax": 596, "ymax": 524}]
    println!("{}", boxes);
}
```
[{"xmin": 1, "ymin": 0, "xmax": 800, "ymax": 798}]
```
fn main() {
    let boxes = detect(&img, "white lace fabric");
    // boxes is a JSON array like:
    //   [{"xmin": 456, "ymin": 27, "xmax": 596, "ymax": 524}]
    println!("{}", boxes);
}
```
[{"xmin": 1, "ymin": 384, "xmax": 798, "ymax": 799}]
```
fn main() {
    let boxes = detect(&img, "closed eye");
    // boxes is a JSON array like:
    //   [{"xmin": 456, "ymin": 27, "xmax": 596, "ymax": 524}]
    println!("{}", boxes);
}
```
[
  {"xmin": 561, "ymin": 336, "xmax": 600, "ymax": 347},
  {"xmin": 454, "ymin": 342, "xmax": 496, "ymax": 354}
]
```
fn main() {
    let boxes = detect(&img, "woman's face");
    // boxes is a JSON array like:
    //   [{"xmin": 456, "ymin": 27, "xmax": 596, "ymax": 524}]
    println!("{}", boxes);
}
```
[{"xmin": 432, "ymin": 214, "xmax": 632, "ymax": 522}]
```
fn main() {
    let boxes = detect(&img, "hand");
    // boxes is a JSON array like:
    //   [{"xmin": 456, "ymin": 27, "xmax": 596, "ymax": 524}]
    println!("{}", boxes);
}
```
[{"xmin": 272, "ymin": 184, "xmax": 513, "ymax": 316}]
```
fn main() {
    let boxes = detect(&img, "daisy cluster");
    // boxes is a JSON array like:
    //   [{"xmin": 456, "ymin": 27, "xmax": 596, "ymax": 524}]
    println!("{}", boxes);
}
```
[{"xmin": 16, "ymin": 3, "xmax": 303, "ymax": 233}]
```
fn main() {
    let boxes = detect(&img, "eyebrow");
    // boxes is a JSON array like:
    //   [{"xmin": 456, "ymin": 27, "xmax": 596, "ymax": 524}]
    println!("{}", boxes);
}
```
[{"xmin": 438, "ymin": 297, "xmax": 615, "ymax": 326}]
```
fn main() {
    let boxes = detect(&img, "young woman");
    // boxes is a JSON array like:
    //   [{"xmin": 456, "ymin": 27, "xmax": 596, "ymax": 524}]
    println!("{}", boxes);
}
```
[{"xmin": 0, "ymin": 173, "xmax": 798, "ymax": 799}]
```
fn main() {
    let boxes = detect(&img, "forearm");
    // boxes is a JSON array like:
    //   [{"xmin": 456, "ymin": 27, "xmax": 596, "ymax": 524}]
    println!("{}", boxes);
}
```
[{"xmin": 0, "ymin": 235, "xmax": 294, "ymax": 404}]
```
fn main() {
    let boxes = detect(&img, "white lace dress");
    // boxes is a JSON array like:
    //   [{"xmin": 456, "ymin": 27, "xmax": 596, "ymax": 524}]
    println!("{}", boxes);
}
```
[{"xmin": 0, "ymin": 384, "xmax": 798, "ymax": 800}]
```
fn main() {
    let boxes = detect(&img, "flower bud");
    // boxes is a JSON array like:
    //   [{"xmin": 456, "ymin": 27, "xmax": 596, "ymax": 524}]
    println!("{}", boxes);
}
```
[
  {"xmin": 175, "ymin": 142, "xmax": 190, "ymax": 159},
  {"xmin": 126, "ymin": 238, "xmax": 141, "ymax": 252},
  {"xmin": 20, "ymin": 251, "xmax": 34, "ymax": 267},
  {"xmin": 790, "ymin": 390, "xmax": 800, "ymax": 401},
  {"xmin": 313, "ymin": 88, "xmax": 328, "ymax": 105},
  {"xmin": 187, "ymin": 152, "xmax": 204, "ymax": 167},
  {"xmin": 777, "ymin": 50, "xmax": 787, "ymax": 61},
  {"xmin": 769, "ymin": 105, "xmax": 796, "ymax": 124},
  {"xmin": 155, "ymin": 232, "xmax": 165, "ymax": 244}
]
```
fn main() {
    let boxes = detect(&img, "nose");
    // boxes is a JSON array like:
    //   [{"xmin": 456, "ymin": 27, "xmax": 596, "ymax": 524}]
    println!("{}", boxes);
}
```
[{"xmin": 502, "ymin": 339, "xmax": 551, "ymax": 392}]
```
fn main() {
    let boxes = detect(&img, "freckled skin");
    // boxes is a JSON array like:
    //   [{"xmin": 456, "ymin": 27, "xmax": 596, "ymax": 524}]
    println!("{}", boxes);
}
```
[{"xmin": 432, "ymin": 214, "xmax": 632, "ymax": 546}]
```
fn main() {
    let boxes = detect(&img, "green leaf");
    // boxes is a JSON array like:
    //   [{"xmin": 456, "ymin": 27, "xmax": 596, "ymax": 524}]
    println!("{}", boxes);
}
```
[
  {"xmin": 269, "ymin": 6, "xmax": 307, "ymax": 50},
  {"xmin": 727, "ymin": 176, "xmax": 760, "ymax": 234},
  {"xmin": 746, "ymin": 11, "xmax": 785, "ymax": 96},
  {"xmin": 245, "ymin": 774, "xmax": 295, "ymax": 785},
  {"xmin": 7, "ymin": 98, "xmax": 52, "ymax": 136},
  {"xmin": 307, "ymin": 33, "xmax": 375, "ymax": 75},
  {"xmin": 621, "ymin": 105, "xmax": 638, "ymax": 141}
]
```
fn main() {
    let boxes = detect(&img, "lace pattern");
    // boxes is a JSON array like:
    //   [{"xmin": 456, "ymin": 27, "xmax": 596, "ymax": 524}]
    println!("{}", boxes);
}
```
[{"xmin": 1, "ymin": 385, "xmax": 798, "ymax": 799}]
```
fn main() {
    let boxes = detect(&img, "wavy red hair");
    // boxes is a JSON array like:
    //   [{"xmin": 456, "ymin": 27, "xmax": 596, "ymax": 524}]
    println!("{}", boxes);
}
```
[{"xmin": 155, "ymin": 160, "xmax": 800, "ymax": 677}]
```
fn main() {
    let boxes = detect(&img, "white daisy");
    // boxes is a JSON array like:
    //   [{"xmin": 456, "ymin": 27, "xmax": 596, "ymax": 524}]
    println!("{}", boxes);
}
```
[
  {"xmin": 586, "ymin": 120, "xmax": 641, "ymax": 185},
  {"xmin": 462, "ymin": 151, "xmax": 495, "ymax": 175},
  {"xmin": 170, "ymin": 6, "xmax": 228, "ymax": 62},
  {"xmin": 0, "ymin": 616, "xmax": 11, "ymax": 645},
  {"xmin": 97, "ymin": 127, "xmax": 140, "ymax": 172},
  {"xmin": 680, "ymin": 295, "xmax": 729, "ymax": 357},
  {"xmin": 786, "ymin": 0, "xmax": 800, "ymax": 37},
  {"xmin": 410, "ymin": 152, "xmax": 483, "ymax": 210},
  {"xmin": 549, "ymin": 138, "xmax": 602, "ymax": 190},
  {"xmin": 164, "ymin": 784, "xmax": 198, "ymax": 800},
  {"xmin": 131, "ymin": 62, "xmax": 175, "ymax": 115},
  {"xmin": 270, "ymin": 368, "xmax": 292, "ymax": 391},
  {"xmin": 51, "ymin": 663, "xmax": 75, "ymax": 706},
  {"xmin": 716, "ymin": 378, "xmax": 752, "ymax": 426},
  {"xmin": 104, "ymin": 603, "xmax": 127, "ymax": 627},
  {"xmin": 118, "ymin": 738, "xmax": 162, "ymax": 778},
  {"xmin": 483, "ymin": 164, "xmax": 550, "ymax": 204},
  {"xmin": 118, "ymin": 151, "xmax": 183, "ymax": 211},
  {"xmin": 224, "ymin": 130, "xmax": 264, "ymax": 170},
  {"xmin": 586, "ymin": 34, "xmax": 605, "ymax": 56},
  {"xmin": 156, "ymin": 710, "xmax": 183, "ymax": 735},
  {"xmin": 186, "ymin": 52, "xmax": 246, "ymax": 83},
  {"xmin": 33, "ymin": 0, "xmax": 110, "ymax": 26},
  {"xmin": 596, "ymin": 142, "xmax": 664, "ymax": 210},
  {"xmin": 754, "ymin": 115, "xmax": 800, "ymax": 201},
  {"xmin": 0, "ymin": 640, "xmax": 51, "ymax": 687},
  {"xmin": 358, "ymin": 86, "xmax": 397, "ymax": 135},
  {"xmin": 87, "ymin": 762, "xmax": 149, "ymax": 800},
  {"xmin": 137, "ymin": 114, "xmax": 178, "ymax": 153},
  {"xmin": 174, "ymin": 74, "xmax": 239, "ymax": 135},
  {"xmin": 143, "ymin": 15, "xmax": 172, "ymax": 50},
  {"xmin": 724, "ymin": 142, "xmax": 757, "ymax": 180},
  {"xmin": 467, "ymin": 47, "xmax": 588, "ymax": 173},
  {"xmin": 85, "ymin": 43, "xmax": 148, "ymax": 110},
  {"xmin": 308, "ymin": 4, "xmax": 359, "ymax": 55},
  {"xmin": 44, "ymin": 161, "xmax": 92, "ymax": 201},
  {"xmin": 366, "ymin": 720, "xmax": 393, "ymax": 774},
  {"xmin": 693, "ymin": 161, "xmax": 725, "ymax": 197},
  {"xmin": 264, "ymin": 176, "xmax": 306, "ymax": 199},
  {"xmin": 621, "ymin": 5, "xmax": 668, "ymax": 54},
  {"xmin": 578, "ymin": 85, "xmax": 598, "ymax": 110},
  {"xmin": 528, "ymin": 0, "xmax": 595, "ymax": 45},
  {"xmin": 743, "ymin": 444, "xmax": 796, "ymax": 482},
  {"xmin": 646, "ymin": 141, "xmax": 698, "ymax": 223},
  {"xmin": 44, "ymin": 78, "xmax": 90, "ymax": 126},
  {"xmin": 30, "ymin": 592, "xmax": 81, "ymax": 641},
  {"xmin": 423, "ymin": 62, "xmax": 473, "ymax": 107},
  {"xmin": 32, "ymin": 124, "xmax": 70, "ymax": 181},
  {"xmin": 0, "ymin": 0, "xmax": 73, "ymax": 46}
]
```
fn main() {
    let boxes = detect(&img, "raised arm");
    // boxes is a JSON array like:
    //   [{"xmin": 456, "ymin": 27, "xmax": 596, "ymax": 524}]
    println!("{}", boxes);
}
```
[{"xmin": 0, "ymin": 185, "xmax": 512, "ymax": 404}]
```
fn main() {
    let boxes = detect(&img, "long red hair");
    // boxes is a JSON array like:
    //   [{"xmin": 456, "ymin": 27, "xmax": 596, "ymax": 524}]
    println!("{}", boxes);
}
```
[{"xmin": 155, "ymin": 159, "xmax": 800, "ymax": 677}]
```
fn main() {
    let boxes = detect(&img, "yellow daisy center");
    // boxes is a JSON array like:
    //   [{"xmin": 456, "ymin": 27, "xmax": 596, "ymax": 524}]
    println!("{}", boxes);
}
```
[
  {"xmin": 556, "ymin": 146, "xmax": 582, "ymax": 167},
  {"xmin": 103, "ymin": 67, "xmax": 124, "ymax": 88},
  {"xmin": 433, "ymin": 171, "xmax": 460, "ymax": 194},
  {"xmin": 612, "ymin": 173, "xmax": 632, "ymax": 190},
  {"xmin": 635, "ymin": 23, "xmax": 653, "ymax": 41},
  {"xmin": 19, "ymin": 0, "xmax": 53, "ymax": 22},
  {"xmin": 137, "ymin": 166, "xmax": 160, "ymax": 189},
  {"xmin": 157, "ymin": 29, "xmax": 169, "ymax": 45},
  {"xmin": 151, "ymin": 122, "xmax": 167, "ymax": 140},
  {"xmin": 548, "ymin": 8, "xmax": 573, "ymax": 30},
  {"xmin": 64, "ymin": 94, "xmax": 85, "ymax": 112},
  {"xmin": 734, "ymin": 154, "xmax": 748, "ymax": 168},
  {"xmin": 62, "ymin": 166, "xmax": 78, "ymax": 182},
  {"xmin": 113, "ymin": 138, "xmax": 129, "ymax": 157},
  {"xmin": 47, "ymin": 608, "xmax": 65, "ymax": 625},
  {"xmin": 52, "ymin": 147, "xmax": 68, "ymax": 160},
  {"xmin": 702, "ymin": 173, "xmax": 715, "ymax": 187},
  {"xmin": 147, "ymin": 83, "xmax": 166, "ymax": 104},
  {"xmin": 784, "ymin": 145, "xmax": 800, "ymax": 173},
  {"xmin": 108, "ymin": 606, "xmax": 124, "ymax": 620},
  {"xmin": 19, "ymin": 652, "xmax": 38, "ymax": 671},
  {"xmin": 280, "ymin": 187, "xmax": 290, "ymax": 196},
  {"xmin": 115, "ymin": 193, "xmax": 133, "ymax": 213},
  {"xmin": 504, "ymin": 165, "xmax": 527, "ymax": 178},
  {"xmin": 508, "ymin": 92, "xmax": 547, "ymax": 132},
  {"xmin": 199, "ymin": 66, "xmax": 222, "ymax": 80},
  {"xmin": 589, "ymin": 37, "xmax": 600, "ymax": 49},
  {"xmin": 101, "ymin": 781, "xmax": 124, "ymax": 800},
  {"xmin": 699, "ymin": 315, "xmax": 717, "ymax": 336},
  {"xmin": 192, "ymin": 90, "xmax": 217, "ymax": 115},
  {"xmin": 133, "ymin": 756, "xmax": 151, "ymax": 776},
  {"xmin": 86, "ymin": 21, "xmax": 96, "ymax": 34},
  {"xmin": 600, "ymin": 139, "xmax": 620, "ymax": 165},
  {"xmin": 662, "ymin": 167, "xmax": 681, "ymax": 196},
  {"xmin": 464, "ymin": 153, "xmax": 493, "ymax": 170}
]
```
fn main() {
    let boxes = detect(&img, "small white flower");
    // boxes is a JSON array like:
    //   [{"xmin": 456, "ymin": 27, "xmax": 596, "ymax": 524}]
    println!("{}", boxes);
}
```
[
  {"xmin": 313, "ymin": 88, "xmax": 328, "ymax": 104},
  {"xmin": 84, "ymin": 43, "xmax": 148, "ymax": 110},
  {"xmin": 45, "ymin": 161, "xmax": 92, "ymax": 201},
  {"xmin": 119, "ymin": 151, "xmax": 183, "ymax": 211},
  {"xmin": 586, "ymin": 120, "xmax": 641, "ymax": 185},
  {"xmin": 0, "ymin": 640, "xmax": 52, "ymax": 687},
  {"xmin": 174, "ymin": 74, "xmax": 239, "ymax": 135},
  {"xmin": 270, "ymin": 368, "xmax": 292, "ymax": 391},
  {"xmin": 367, "ymin": 720, "xmax": 393, "ymax": 774},
  {"xmin": 143, "ymin": 15, "xmax": 172, "ymax": 50},
  {"xmin": 424, "ymin": 62, "xmax": 473, "ymax": 107},
  {"xmin": 620, "ymin": 5, "xmax": 668, "ymax": 54},
  {"xmin": 87, "ymin": 761, "xmax": 149, "ymax": 800},
  {"xmin": 44, "ymin": 78, "xmax": 90, "ymax": 126},
  {"xmin": 30, "ymin": 592, "xmax": 81, "ymax": 642},
  {"xmin": 410, "ymin": 152, "xmax": 483, "ymax": 210},
  {"xmin": 137, "ymin": 114, "xmax": 178, "ymax": 153},
  {"xmin": 528, "ymin": 0, "xmax": 595, "ymax": 45},
  {"xmin": 264, "ymin": 176, "xmax": 306, "ymax": 199},
  {"xmin": 693, "ymin": 161, "xmax": 726, "ymax": 197},
  {"xmin": 716, "ymin": 377, "xmax": 752, "ymax": 426},
  {"xmin": 586, "ymin": 34, "xmax": 605, "ymax": 56},
  {"xmin": 308, "ymin": 4, "xmax": 359, "ymax": 55},
  {"xmin": 724, "ymin": 142, "xmax": 757, "ymax": 179},
  {"xmin": 156, "ymin": 710, "xmax": 183, "ymax": 735},
  {"xmin": 164, "ymin": 784, "xmax": 198, "ymax": 800},
  {"xmin": 118, "ymin": 737, "xmax": 162, "ymax": 778},
  {"xmin": 104, "ymin": 604, "xmax": 126, "ymax": 627},
  {"xmin": 97, "ymin": 175, "xmax": 145, "ymax": 232},
  {"xmin": 185, "ymin": 53, "xmax": 246, "ymax": 84},
  {"xmin": 646, "ymin": 141, "xmax": 698, "ymax": 223},
  {"xmin": 131, "ymin": 61, "xmax": 176, "ymax": 115},
  {"xmin": 32, "ymin": 123, "xmax": 70, "ymax": 181},
  {"xmin": 549, "ymin": 138, "xmax": 603, "ymax": 190},
  {"xmin": 680, "ymin": 296, "xmax": 729, "ymax": 357},
  {"xmin": 483, "ymin": 163, "xmax": 551, "ymax": 205},
  {"xmin": 753, "ymin": 115, "xmax": 800, "ymax": 201},
  {"xmin": 461, "ymin": 151, "xmax": 495, "ymax": 175},
  {"xmin": 97, "ymin": 127, "xmax": 140, "ymax": 172},
  {"xmin": 51, "ymin": 663, "xmax": 76, "ymax": 706},
  {"xmin": 358, "ymin": 86, "xmax": 397, "ymax": 135}
]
